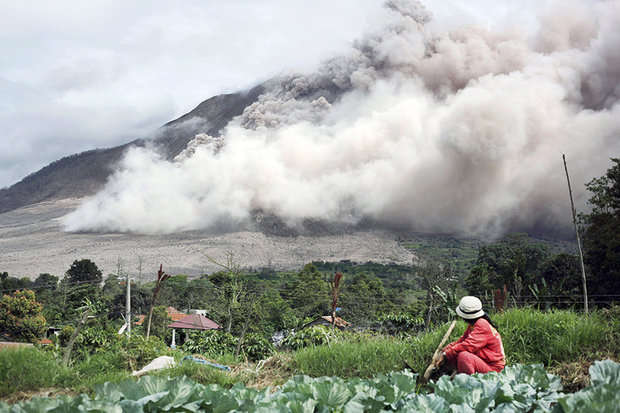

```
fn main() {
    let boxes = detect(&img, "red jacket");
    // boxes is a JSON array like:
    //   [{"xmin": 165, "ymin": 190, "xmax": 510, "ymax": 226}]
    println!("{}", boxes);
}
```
[{"xmin": 443, "ymin": 318, "xmax": 506, "ymax": 371}]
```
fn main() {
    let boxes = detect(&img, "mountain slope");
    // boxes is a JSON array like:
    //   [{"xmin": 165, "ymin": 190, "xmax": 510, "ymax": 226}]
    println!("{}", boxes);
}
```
[{"xmin": 0, "ymin": 85, "xmax": 266, "ymax": 214}]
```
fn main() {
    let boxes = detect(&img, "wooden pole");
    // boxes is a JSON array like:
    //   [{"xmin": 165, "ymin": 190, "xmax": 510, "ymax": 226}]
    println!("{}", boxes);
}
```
[
  {"xmin": 423, "ymin": 320, "xmax": 456, "ymax": 381},
  {"xmin": 235, "ymin": 295, "xmax": 255, "ymax": 358},
  {"xmin": 562, "ymin": 153, "xmax": 588, "ymax": 313}
]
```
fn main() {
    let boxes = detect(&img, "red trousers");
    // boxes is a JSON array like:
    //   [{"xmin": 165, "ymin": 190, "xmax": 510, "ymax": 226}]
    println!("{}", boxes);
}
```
[{"xmin": 456, "ymin": 351, "xmax": 500, "ymax": 374}]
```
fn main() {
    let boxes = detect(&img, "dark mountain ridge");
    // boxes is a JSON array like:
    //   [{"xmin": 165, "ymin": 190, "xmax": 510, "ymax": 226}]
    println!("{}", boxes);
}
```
[{"xmin": 0, "ymin": 84, "xmax": 268, "ymax": 214}]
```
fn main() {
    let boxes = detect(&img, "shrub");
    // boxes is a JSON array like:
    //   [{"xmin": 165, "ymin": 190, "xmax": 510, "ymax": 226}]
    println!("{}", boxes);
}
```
[
  {"xmin": 58, "ymin": 325, "xmax": 74, "ymax": 347},
  {"xmin": 0, "ymin": 290, "xmax": 46, "ymax": 343},
  {"xmin": 281, "ymin": 326, "xmax": 344, "ymax": 350},
  {"xmin": 182, "ymin": 330, "xmax": 238, "ymax": 357},
  {"xmin": 241, "ymin": 333, "xmax": 275, "ymax": 361}
]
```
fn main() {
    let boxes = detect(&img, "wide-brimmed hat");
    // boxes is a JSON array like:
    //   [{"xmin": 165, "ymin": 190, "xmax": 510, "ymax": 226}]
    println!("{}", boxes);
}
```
[{"xmin": 455, "ymin": 296, "xmax": 485, "ymax": 319}]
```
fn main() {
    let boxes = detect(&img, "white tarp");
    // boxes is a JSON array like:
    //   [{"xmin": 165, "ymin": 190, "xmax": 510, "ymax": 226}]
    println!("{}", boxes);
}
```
[{"xmin": 131, "ymin": 355, "xmax": 176, "ymax": 376}]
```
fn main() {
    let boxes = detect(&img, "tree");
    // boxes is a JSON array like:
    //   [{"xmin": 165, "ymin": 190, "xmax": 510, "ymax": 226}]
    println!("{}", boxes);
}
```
[
  {"xmin": 466, "ymin": 233, "xmax": 550, "ymax": 300},
  {"xmin": 418, "ymin": 262, "xmax": 457, "ymax": 328},
  {"xmin": 148, "ymin": 305, "xmax": 173, "ymax": 342},
  {"xmin": 339, "ymin": 272, "xmax": 392, "ymax": 325},
  {"xmin": 203, "ymin": 253, "xmax": 248, "ymax": 333},
  {"xmin": 0, "ymin": 290, "xmax": 46, "ymax": 343},
  {"xmin": 538, "ymin": 253, "xmax": 582, "ymax": 306},
  {"xmin": 282, "ymin": 263, "xmax": 330, "ymax": 324},
  {"xmin": 32, "ymin": 273, "xmax": 63, "ymax": 324},
  {"xmin": 33, "ymin": 273, "xmax": 58, "ymax": 290},
  {"xmin": 581, "ymin": 158, "xmax": 620, "ymax": 303},
  {"xmin": 0, "ymin": 273, "xmax": 33, "ymax": 292},
  {"xmin": 63, "ymin": 259, "xmax": 103, "ymax": 311},
  {"xmin": 102, "ymin": 274, "xmax": 123, "ymax": 298},
  {"xmin": 464, "ymin": 263, "xmax": 494, "ymax": 298},
  {"xmin": 66, "ymin": 259, "xmax": 102, "ymax": 284},
  {"xmin": 146, "ymin": 265, "xmax": 170, "ymax": 338}
]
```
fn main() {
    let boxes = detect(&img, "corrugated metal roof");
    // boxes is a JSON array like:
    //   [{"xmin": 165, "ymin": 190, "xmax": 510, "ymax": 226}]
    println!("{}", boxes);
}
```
[
  {"xmin": 320, "ymin": 315, "xmax": 351, "ymax": 327},
  {"xmin": 301, "ymin": 316, "xmax": 351, "ymax": 330},
  {"xmin": 167, "ymin": 313, "xmax": 220, "ymax": 330}
]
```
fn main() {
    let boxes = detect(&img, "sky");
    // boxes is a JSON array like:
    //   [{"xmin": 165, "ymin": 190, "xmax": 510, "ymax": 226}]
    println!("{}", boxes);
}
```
[{"xmin": 0, "ymin": 0, "xmax": 542, "ymax": 189}]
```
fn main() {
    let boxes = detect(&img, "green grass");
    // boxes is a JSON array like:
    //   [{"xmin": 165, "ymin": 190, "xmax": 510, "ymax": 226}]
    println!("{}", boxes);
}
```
[
  {"xmin": 295, "ymin": 336, "xmax": 410, "ymax": 378},
  {"xmin": 494, "ymin": 308, "xmax": 619, "ymax": 366},
  {"xmin": 0, "ymin": 347, "xmax": 73, "ymax": 397},
  {"xmin": 151, "ymin": 362, "xmax": 240, "ymax": 388},
  {"xmin": 294, "ymin": 323, "xmax": 464, "ymax": 378},
  {"xmin": 293, "ymin": 308, "xmax": 619, "ymax": 380}
]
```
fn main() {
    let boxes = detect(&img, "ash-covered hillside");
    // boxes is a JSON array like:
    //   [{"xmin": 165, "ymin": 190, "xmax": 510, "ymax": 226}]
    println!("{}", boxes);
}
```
[{"xmin": 0, "ymin": 84, "xmax": 270, "ymax": 214}]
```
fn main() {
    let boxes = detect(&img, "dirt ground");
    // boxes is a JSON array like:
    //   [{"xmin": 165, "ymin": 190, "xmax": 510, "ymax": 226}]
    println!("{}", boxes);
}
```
[{"xmin": 0, "ymin": 198, "xmax": 415, "ymax": 279}]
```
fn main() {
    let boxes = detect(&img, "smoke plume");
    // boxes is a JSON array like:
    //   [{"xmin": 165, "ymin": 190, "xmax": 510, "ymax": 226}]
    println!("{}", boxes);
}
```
[{"xmin": 64, "ymin": 0, "xmax": 620, "ymax": 238}]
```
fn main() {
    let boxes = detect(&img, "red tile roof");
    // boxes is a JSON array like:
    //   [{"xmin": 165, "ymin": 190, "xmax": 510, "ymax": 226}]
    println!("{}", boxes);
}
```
[{"xmin": 167, "ymin": 313, "xmax": 220, "ymax": 330}]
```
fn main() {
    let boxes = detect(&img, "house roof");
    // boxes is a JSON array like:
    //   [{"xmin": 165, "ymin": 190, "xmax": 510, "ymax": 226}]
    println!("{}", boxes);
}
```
[
  {"xmin": 320, "ymin": 315, "xmax": 351, "ymax": 328},
  {"xmin": 301, "ymin": 316, "xmax": 351, "ymax": 329},
  {"xmin": 167, "ymin": 313, "xmax": 221, "ymax": 330},
  {"xmin": 166, "ymin": 307, "xmax": 187, "ymax": 321}
]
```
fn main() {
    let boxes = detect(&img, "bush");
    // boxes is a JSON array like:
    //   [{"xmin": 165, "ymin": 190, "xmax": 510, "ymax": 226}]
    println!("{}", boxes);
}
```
[
  {"xmin": 376, "ymin": 312, "xmax": 425, "ymax": 335},
  {"xmin": 241, "ymin": 333, "xmax": 274, "ymax": 361},
  {"xmin": 58, "ymin": 325, "xmax": 74, "ymax": 347},
  {"xmin": 182, "ymin": 330, "xmax": 238, "ymax": 357},
  {"xmin": 281, "ymin": 326, "xmax": 345, "ymax": 351}
]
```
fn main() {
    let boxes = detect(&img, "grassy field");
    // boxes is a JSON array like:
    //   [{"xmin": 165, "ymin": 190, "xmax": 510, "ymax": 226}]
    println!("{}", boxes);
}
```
[{"xmin": 1, "ymin": 307, "xmax": 618, "ymax": 402}]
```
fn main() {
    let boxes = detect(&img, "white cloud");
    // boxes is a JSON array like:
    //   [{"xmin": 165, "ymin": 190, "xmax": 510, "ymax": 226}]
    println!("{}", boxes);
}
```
[{"xmin": 0, "ymin": 0, "xmax": 381, "ymax": 188}]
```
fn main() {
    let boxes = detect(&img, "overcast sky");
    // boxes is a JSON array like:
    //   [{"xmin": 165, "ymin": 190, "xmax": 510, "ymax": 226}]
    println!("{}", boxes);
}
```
[{"xmin": 0, "ymin": 0, "xmax": 544, "ymax": 189}]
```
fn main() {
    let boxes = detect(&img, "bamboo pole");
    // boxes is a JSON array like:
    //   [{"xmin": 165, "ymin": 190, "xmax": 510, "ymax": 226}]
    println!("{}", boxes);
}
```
[
  {"xmin": 562, "ymin": 153, "xmax": 588, "ymax": 313},
  {"xmin": 423, "ymin": 320, "xmax": 457, "ymax": 381}
]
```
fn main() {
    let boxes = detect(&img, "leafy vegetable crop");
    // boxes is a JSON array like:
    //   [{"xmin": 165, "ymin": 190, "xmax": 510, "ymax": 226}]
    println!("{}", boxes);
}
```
[{"xmin": 1, "ymin": 361, "xmax": 618, "ymax": 412}]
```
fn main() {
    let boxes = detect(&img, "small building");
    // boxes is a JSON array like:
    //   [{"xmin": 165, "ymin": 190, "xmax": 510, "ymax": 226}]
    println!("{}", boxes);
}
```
[
  {"xmin": 301, "ymin": 315, "xmax": 351, "ymax": 330},
  {"xmin": 166, "ymin": 307, "xmax": 188, "ymax": 322},
  {"xmin": 167, "ymin": 313, "xmax": 221, "ymax": 348}
]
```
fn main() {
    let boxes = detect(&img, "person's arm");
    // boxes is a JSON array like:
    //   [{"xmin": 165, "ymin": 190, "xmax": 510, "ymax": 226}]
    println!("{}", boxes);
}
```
[
  {"xmin": 444, "ymin": 321, "xmax": 489, "ymax": 360},
  {"xmin": 442, "ymin": 325, "xmax": 470, "ymax": 353}
]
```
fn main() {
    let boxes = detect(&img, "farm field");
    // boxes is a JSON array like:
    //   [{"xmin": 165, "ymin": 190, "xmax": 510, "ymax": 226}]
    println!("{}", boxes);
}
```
[{"xmin": 1, "ymin": 308, "xmax": 618, "ymax": 411}]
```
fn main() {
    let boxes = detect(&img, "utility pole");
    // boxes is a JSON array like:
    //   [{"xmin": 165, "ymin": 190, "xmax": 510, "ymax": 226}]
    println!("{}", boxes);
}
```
[
  {"xmin": 126, "ymin": 267, "xmax": 131, "ymax": 337},
  {"xmin": 137, "ymin": 254, "xmax": 143, "ymax": 286},
  {"xmin": 562, "ymin": 153, "xmax": 588, "ymax": 313}
]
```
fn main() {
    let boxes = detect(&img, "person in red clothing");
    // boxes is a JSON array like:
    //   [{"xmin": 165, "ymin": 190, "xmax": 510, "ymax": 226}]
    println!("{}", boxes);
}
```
[{"xmin": 435, "ymin": 296, "xmax": 506, "ymax": 375}]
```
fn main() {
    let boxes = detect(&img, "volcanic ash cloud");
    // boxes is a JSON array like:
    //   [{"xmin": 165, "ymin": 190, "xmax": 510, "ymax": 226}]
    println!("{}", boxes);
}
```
[{"xmin": 63, "ymin": 0, "xmax": 620, "ymax": 237}]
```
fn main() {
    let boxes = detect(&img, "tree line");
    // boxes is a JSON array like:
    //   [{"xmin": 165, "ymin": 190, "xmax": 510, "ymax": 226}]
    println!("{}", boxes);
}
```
[{"xmin": 1, "ymin": 159, "xmax": 618, "ymax": 344}]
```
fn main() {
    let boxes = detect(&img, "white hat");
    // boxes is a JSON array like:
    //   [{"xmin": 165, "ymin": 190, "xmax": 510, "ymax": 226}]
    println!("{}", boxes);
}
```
[{"xmin": 455, "ymin": 296, "xmax": 485, "ymax": 319}]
